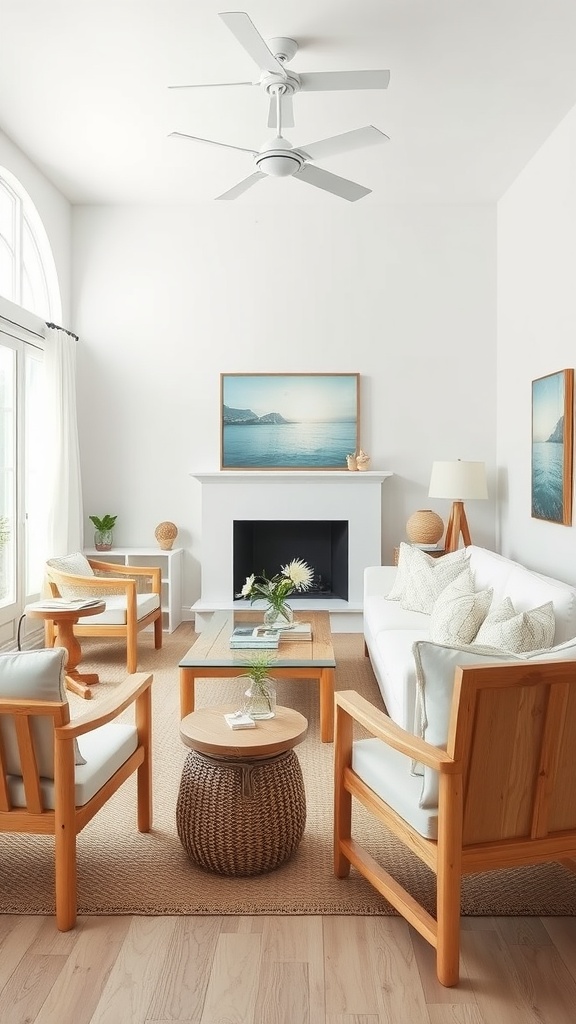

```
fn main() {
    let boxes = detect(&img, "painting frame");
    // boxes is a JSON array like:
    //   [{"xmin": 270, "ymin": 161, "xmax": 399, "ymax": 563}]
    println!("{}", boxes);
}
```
[
  {"xmin": 531, "ymin": 368, "xmax": 574, "ymax": 525},
  {"xmin": 220, "ymin": 372, "xmax": 360, "ymax": 470}
]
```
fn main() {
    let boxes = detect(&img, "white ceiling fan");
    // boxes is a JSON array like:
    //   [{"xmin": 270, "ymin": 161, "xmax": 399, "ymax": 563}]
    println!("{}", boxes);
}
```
[
  {"xmin": 169, "ymin": 10, "xmax": 391, "ymax": 130},
  {"xmin": 170, "ymin": 92, "xmax": 389, "ymax": 202}
]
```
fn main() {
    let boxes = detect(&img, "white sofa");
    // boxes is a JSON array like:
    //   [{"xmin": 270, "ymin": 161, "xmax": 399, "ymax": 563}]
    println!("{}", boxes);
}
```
[{"xmin": 364, "ymin": 544, "xmax": 576, "ymax": 731}]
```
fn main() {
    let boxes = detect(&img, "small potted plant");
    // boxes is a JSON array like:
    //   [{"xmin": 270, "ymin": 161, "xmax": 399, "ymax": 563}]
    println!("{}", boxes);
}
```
[
  {"xmin": 241, "ymin": 650, "xmax": 277, "ymax": 720},
  {"xmin": 89, "ymin": 513, "xmax": 117, "ymax": 551}
]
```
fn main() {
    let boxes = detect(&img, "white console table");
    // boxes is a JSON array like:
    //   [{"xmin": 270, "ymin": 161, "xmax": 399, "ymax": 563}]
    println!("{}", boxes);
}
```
[{"xmin": 83, "ymin": 547, "xmax": 183, "ymax": 633}]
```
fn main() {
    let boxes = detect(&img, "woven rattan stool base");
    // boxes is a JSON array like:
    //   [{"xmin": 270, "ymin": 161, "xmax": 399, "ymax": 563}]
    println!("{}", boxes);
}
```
[{"xmin": 176, "ymin": 748, "xmax": 307, "ymax": 876}]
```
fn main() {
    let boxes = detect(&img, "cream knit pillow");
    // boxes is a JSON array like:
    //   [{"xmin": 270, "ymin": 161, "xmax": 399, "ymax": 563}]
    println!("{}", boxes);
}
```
[
  {"xmin": 429, "ymin": 568, "xmax": 493, "ymax": 645},
  {"xmin": 474, "ymin": 597, "xmax": 555, "ymax": 653},
  {"xmin": 388, "ymin": 542, "xmax": 468, "ymax": 604}
]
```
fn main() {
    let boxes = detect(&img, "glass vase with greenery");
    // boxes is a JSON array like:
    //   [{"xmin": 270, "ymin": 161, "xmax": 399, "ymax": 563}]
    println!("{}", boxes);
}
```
[
  {"xmin": 238, "ymin": 557, "xmax": 314, "ymax": 627},
  {"xmin": 89, "ymin": 513, "xmax": 117, "ymax": 551},
  {"xmin": 241, "ymin": 651, "xmax": 277, "ymax": 720}
]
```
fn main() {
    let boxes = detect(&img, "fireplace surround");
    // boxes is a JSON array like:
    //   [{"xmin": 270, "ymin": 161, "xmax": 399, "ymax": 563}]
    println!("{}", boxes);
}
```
[{"xmin": 191, "ymin": 471, "xmax": 392, "ymax": 631}]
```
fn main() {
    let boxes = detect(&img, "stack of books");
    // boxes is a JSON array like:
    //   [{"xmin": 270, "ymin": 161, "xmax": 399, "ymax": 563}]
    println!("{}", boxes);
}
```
[
  {"xmin": 229, "ymin": 626, "xmax": 279, "ymax": 650},
  {"xmin": 270, "ymin": 622, "xmax": 312, "ymax": 642}
]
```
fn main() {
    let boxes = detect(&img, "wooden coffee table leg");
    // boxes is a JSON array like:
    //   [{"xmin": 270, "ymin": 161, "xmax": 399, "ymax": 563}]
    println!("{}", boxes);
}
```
[
  {"xmin": 180, "ymin": 667, "xmax": 197, "ymax": 718},
  {"xmin": 319, "ymin": 667, "xmax": 335, "ymax": 742}
]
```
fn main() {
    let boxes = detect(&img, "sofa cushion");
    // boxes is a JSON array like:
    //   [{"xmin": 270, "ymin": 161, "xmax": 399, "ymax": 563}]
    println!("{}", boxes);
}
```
[
  {"xmin": 467, "ymin": 545, "xmax": 576, "ymax": 644},
  {"xmin": 364, "ymin": 594, "xmax": 431, "ymax": 637},
  {"xmin": 388, "ymin": 542, "xmax": 468, "ymax": 604},
  {"xmin": 399, "ymin": 552, "xmax": 469, "ymax": 614},
  {"xmin": 371, "ymin": 628, "xmax": 429, "ymax": 726},
  {"xmin": 412, "ymin": 637, "xmax": 576, "ymax": 809},
  {"xmin": 474, "ymin": 597, "xmax": 555, "ymax": 652},
  {"xmin": 429, "ymin": 568, "xmax": 493, "ymax": 645}
]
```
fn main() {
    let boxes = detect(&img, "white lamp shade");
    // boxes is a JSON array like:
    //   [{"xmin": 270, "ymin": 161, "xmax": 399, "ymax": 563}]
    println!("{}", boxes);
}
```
[{"xmin": 428, "ymin": 460, "xmax": 488, "ymax": 501}]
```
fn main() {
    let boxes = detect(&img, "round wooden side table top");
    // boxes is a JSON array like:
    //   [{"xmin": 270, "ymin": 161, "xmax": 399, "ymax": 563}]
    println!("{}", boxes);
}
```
[{"xmin": 180, "ymin": 704, "xmax": 308, "ymax": 759}]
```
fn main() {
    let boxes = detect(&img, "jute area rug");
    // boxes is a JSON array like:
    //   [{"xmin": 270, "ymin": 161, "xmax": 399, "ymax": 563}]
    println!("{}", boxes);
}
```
[{"xmin": 1, "ymin": 625, "xmax": 575, "ymax": 918}]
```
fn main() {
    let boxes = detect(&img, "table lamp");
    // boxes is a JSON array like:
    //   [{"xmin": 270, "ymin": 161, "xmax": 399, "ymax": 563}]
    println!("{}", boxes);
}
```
[{"xmin": 428, "ymin": 460, "xmax": 488, "ymax": 552}]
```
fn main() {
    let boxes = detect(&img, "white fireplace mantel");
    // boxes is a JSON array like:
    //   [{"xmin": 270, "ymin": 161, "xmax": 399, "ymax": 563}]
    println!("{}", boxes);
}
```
[{"xmin": 190, "ymin": 470, "xmax": 393, "ymax": 631}]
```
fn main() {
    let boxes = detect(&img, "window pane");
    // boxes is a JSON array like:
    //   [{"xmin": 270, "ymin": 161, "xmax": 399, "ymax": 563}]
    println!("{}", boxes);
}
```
[
  {"xmin": 0, "ymin": 236, "xmax": 14, "ymax": 304},
  {"xmin": 0, "ymin": 345, "xmax": 16, "ymax": 606},
  {"xmin": 23, "ymin": 221, "xmax": 50, "ymax": 319},
  {"xmin": 0, "ymin": 182, "xmax": 15, "ymax": 248},
  {"xmin": 24, "ymin": 348, "xmax": 45, "ymax": 597}
]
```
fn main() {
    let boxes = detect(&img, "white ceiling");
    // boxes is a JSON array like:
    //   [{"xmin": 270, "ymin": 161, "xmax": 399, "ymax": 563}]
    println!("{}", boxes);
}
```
[{"xmin": 2, "ymin": 0, "xmax": 576, "ymax": 206}]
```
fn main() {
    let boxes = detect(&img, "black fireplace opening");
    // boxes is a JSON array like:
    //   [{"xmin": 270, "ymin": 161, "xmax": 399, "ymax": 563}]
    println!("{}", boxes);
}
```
[{"xmin": 233, "ymin": 520, "xmax": 349, "ymax": 601}]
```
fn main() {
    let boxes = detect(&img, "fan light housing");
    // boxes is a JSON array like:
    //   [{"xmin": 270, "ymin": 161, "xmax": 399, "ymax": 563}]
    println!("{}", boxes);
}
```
[{"xmin": 256, "ymin": 137, "xmax": 304, "ymax": 178}]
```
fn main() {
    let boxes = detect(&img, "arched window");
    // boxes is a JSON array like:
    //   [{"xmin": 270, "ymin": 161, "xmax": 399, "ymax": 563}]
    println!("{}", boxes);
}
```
[{"xmin": 0, "ymin": 166, "xmax": 61, "ymax": 321}]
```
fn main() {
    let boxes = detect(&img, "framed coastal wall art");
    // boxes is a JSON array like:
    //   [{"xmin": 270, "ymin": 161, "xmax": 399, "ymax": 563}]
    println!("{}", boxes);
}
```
[
  {"xmin": 531, "ymin": 368, "xmax": 574, "ymax": 525},
  {"xmin": 220, "ymin": 373, "xmax": 360, "ymax": 470}
]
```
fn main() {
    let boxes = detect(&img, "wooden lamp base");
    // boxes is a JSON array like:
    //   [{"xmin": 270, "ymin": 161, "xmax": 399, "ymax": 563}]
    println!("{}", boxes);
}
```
[{"xmin": 444, "ymin": 500, "xmax": 472, "ymax": 553}]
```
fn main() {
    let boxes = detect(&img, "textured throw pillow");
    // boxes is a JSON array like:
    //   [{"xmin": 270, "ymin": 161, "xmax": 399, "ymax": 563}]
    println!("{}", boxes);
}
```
[
  {"xmin": 474, "ymin": 597, "xmax": 556, "ymax": 653},
  {"xmin": 399, "ymin": 547, "xmax": 470, "ymax": 614},
  {"xmin": 429, "ymin": 568, "xmax": 493, "ymax": 645},
  {"xmin": 388, "ymin": 542, "xmax": 468, "ymax": 604},
  {"xmin": 46, "ymin": 551, "xmax": 96, "ymax": 600},
  {"xmin": 0, "ymin": 648, "xmax": 86, "ymax": 771}
]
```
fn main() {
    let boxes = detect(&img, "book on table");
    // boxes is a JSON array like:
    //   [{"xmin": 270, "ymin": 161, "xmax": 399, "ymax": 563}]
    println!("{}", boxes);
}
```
[
  {"xmin": 268, "ymin": 621, "xmax": 313, "ymax": 642},
  {"xmin": 26, "ymin": 598, "xmax": 104, "ymax": 613},
  {"xmin": 229, "ymin": 626, "xmax": 279, "ymax": 650}
]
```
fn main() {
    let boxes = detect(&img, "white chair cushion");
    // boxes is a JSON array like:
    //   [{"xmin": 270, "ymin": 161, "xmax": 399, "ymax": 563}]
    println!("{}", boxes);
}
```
[
  {"xmin": 412, "ymin": 636, "xmax": 576, "ymax": 809},
  {"xmin": 473, "ymin": 597, "xmax": 555, "ymax": 652},
  {"xmin": 352, "ymin": 738, "xmax": 438, "ymax": 840},
  {"xmin": 388, "ymin": 543, "xmax": 468, "ymax": 606},
  {"xmin": 429, "ymin": 567, "xmax": 493, "ymax": 645},
  {"xmin": 0, "ymin": 648, "xmax": 85, "ymax": 774},
  {"xmin": 6, "ymin": 722, "xmax": 138, "ymax": 809},
  {"xmin": 46, "ymin": 552, "xmax": 96, "ymax": 599},
  {"xmin": 78, "ymin": 593, "xmax": 160, "ymax": 625}
]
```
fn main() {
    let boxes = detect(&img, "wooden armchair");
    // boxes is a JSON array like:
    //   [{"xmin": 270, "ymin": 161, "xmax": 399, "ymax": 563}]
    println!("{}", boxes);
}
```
[
  {"xmin": 45, "ymin": 553, "xmax": 162, "ymax": 673},
  {"xmin": 0, "ymin": 648, "xmax": 152, "ymax": 930},
  {"xmin": 334, "ymin": 659, "xmax": 576, "ymax": 987}
]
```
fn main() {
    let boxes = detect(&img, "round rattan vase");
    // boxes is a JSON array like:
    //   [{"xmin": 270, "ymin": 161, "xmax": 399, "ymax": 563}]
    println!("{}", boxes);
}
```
[
  {"xmin": 406, "ymin": 509, "xmax": 444, "ymax": 545},
  {"xmin": 155, "ymin": 521, "xmax": 178, "ymax": 550}
]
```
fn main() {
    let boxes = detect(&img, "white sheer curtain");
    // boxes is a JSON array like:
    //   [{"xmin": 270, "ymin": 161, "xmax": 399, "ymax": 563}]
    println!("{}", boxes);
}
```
[{"xmin": 43, "ymin": 325, "xmax": 83, "ymax": 557}]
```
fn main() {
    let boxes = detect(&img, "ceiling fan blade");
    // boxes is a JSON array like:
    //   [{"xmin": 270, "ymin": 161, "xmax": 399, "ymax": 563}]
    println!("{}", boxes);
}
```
[
  {"xmin": 297, "ymin": 125, "xmax": 389, "ymax": 163},
  {"xmin": 267, "ymin": 92, "xmax": 294, "ymax": 129},
  {"xmin": 294, "ymin": 164, "xmax": 371, "ymax": 202},
  {"xmin": 168, "ymin": 131, "xmax": 257, "ymax": 156},
  {"xmin": 168, "ymin": 81, "xmax": 255, "ymax": 90},
  {"xmin": 299, "ymin": 70, "xmax": 390, "ymax": 92},
  {"xmin": 219, "ymin": 12, "xmax": 286, "ymax": 76},
  {"xmin": 216, "ymin": 171, "xmax": 266, "ymax": 201}
]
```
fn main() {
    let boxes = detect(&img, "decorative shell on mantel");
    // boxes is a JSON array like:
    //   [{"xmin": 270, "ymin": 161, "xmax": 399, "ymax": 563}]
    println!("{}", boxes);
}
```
[{"xmin": 155, "ymin": 521, "xmax": 178, "ymax": 550}]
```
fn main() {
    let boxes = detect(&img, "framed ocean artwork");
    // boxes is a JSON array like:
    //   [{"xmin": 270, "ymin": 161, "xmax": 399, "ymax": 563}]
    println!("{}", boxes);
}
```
[
  {"xmin": 220, "ymin": 373, "xmax": 360, "ymax": 470},
  {"xmin": 531, "ymin": 368, "xmax": 573, "ymax": 525}
]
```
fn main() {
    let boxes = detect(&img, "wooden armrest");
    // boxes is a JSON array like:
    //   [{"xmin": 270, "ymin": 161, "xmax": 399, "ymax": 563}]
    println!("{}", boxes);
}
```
[
  {"xmin": 335, "ymin": 690, "xmax": 458, "ymax": 773},
  {"xmin": 56, "ymin": 673, "xmax": 153, "ymax": 739}
]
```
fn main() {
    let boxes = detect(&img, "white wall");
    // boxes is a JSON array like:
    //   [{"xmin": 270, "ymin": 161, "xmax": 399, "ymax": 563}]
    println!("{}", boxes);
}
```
[
  {"xmin": 72, "ymin": 202, "xmax": 496, "ymax": 611},
  {"xmin": 498, "ymin": 104, "xmax": 576, "ymax": 583},
  {"xmin": 0, "ymin": 129, "xmax": 72, "ymax": 323}
]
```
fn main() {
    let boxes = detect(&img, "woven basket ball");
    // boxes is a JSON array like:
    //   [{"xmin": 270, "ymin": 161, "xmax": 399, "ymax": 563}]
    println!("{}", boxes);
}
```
[
  {"xmin": 406, "ymin": 509, "xmax": 444, "ymax": 545},
  {"xmin": 155, "ymin": 521, "xmax": 178, "ymax": 550}
]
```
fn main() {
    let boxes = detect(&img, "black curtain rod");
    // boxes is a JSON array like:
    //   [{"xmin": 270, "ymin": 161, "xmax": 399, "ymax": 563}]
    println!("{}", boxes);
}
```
[{"xmin": 45, "ymin": 321, "xmax": 78, "ymax": 341}]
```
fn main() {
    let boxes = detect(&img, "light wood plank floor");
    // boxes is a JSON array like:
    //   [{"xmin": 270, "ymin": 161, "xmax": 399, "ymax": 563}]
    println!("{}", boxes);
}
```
[{"xmin": 1, "ymin": 913, "xmax": 576, "ymax": 1023}]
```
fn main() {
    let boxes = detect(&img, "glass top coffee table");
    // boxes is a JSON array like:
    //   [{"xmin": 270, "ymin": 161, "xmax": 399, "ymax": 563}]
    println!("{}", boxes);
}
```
[{"xmin": 179, "ymin": 610, "xmax": 336, "ymax": 741}]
